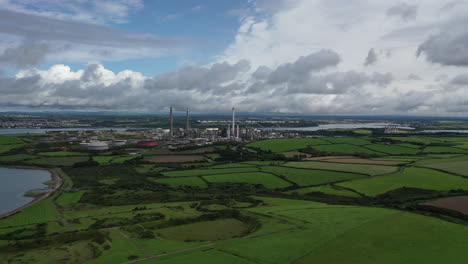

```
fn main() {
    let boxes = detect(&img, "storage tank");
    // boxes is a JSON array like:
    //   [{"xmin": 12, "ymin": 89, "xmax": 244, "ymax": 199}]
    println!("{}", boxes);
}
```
[
  {"xmin": 87, "ymin": 141, "xmax": 109, "ymax": 151},
  {"xmin": 112, "ymin": 140, "xmax": 127, "ymax": 146}
]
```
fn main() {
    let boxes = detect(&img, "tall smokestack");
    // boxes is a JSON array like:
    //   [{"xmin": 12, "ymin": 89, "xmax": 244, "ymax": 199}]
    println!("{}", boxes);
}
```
[
  {"xmin": 169, "ymin": 106, "xmax": 174, "ymax": 138},
  {"xmin": 227, "ymin": 124, "xmax": 230, "ymax": 138},
  {"xmin": 186, "ymin": 107, "xmax": 190, "ymax": 130},
  {"xmin": 232, "ymin": 107, "xmax": 235, "ymax": 137}
]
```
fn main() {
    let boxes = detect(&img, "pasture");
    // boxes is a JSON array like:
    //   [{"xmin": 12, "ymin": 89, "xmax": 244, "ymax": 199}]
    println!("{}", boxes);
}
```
[
  {"xmin": 246, "ymin": 138, "xmax": 330, "ymax": 152},
  {"xmin": 145, "ymin": 155, "xmax": 206, "ymax": 163},
  {"xmin": 157, "ymin": 218, "xmax": 247, "ymax": 241},
  {"xmin": 338, "ymin": 167, "xmax": 468, "ymax": 196},
  {"xmin": 365, "ymin": 144, "xmax": 421, "ymax": 155},
  {"xmin": 310, "ymin": 144, "xmax": 384, "ymax": 155},
  {"xmin": 37, "ymin": 152, "xmax": 88, "ymax": 156},
  {"xmin": 153, "ymin": 177, "xmax": 208, "ymax": 188},
  {"xmin": 285, "ymin": 161, "xmax": 398, "ymax": 176},
  {"xmin": 261, "ymin": 166, "xmax": 364, "ymax": 186},
  {"xmin": 286, "ymin": 185, "xmax": 361, "ymax": 197},
  {"xmin": 419, "ymin": 160, "xmax": 468, "ymax": 176},
  {"xmin": 203, "ymin": 172, "xmax": 292, "ymax": 189},
  {"xmin": 162, "ymin": 167, "xmax": 259, "ymax": 177}
]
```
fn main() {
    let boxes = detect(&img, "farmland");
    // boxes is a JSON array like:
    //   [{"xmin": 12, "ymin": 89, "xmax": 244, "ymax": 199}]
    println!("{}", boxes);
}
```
[
  {"xmin": 285, "ymin": 161, "xmax": 398, "ymax": 175},
  {"xmin": 2, "ymin": 134, "xmax": 468, "ymax": 263},
  {"xmin": 337, "ymin": 167, "xmax": 468, "ymax": 196},
  {"xmin": 203, "ymin": 172, "xmax": 292, "ymax": 189},
  {"xmin": 247, "ymin": 138, "xmax": 330, "ymax": 152}
]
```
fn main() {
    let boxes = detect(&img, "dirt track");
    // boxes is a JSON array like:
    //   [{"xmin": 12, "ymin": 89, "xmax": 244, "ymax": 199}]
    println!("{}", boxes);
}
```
[{"xmin": 0, "ymin": 166, "xmax": 62, "ymax": 219}]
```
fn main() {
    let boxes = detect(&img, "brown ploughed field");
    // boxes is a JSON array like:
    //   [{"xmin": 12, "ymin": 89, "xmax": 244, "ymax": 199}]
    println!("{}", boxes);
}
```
[{"xmin": 423, "ymin": 196, "xmax": 468, "ymax": 215}]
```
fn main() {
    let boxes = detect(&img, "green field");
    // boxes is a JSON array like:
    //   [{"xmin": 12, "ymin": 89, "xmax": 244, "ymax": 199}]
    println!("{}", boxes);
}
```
[
  {"xmin": 0, "ymin": 144, "xmax": 24, "ymax": 153},
  {"xmin": 93, "ymin": 155, "xmax": 139, "ymax": 165},
  {"xmin": 162, "ymin": 167, "xmax": 259, "ymax": 177},
  {"xmin": 365, "ymin": 144, "xmax": 421, "ymax": 155},
  {"xmin": 285, "ymin": 161, "xmax": 398, "ymax": 176},
  {"xmin": 203, "ymin": 172, "xmax": 292, "ymax": 189},
  {"xmin": 37, "ymin": 152, "xmax": 88, "ymax": 156},
  {"xmin": 286, "ymin": 185, "xmax": 361, "ymax": 197},
  {"xmin": 0, "ymin": 154, "xmax": 38, "ymax": 162},
  {"xmin": 140, "ymin": 248, "xmax": 256, "ymax": 264},
  {"xmin": 423, "ymin": 146, "xmax": 468, "ymax": 154},
  {"xmin": 338, "ymin": 167, "xmax": 468, "ymax": 196},
  {"xmin": 209, "ymin": 163, "xmax": 256, "ymax": 168},
  {"xmin": 153, "ymin": 177, "xmax": 208, "ymax": 188},
  {"xmin": 323, "ymin": 137, "xmax": 372, "ymax": 145},
  {"xmin": 0, "ymin": 136, "xmax": 22, "ymax": 144},
  {"xmin": 419, "ymin": 160, "xmax": 468, "ymax": 176},
  {"xmin": 311, "ymin": 144, "xmax": 384, "ymax": 155},
  {"xmin": 3, "ymin": 134, "xmax": 468, "ymax": 264},
  {"xmin": 0, "ymin": 197, "xmax": 59, "ymax": 228},
  {"xmin": 386, "ymin": 137, "xmax": 441, "ymax": 145},
  {"xmin": 56, "ymin": 191, "xmax": 86, "ymax": 206},
  {"xmin": 261, "ymin": 166, "xmax": 364, "ymax": 186},
  {"xmin": 157, "ymin": 218, "xmax": 247, "ymax": 241},
  {"xmin": 247, "ymin": 138, "xmax": 330, "ymax": 152},
  {"xmin": 24, "ymin": 156, "xmax": 89, "ymax": 166},
  {"xmin": 296, "ymin": 212, "xmax": 468, "ymax": 264},
  {"xmin": 86, "ymin": 229, "xmax": 147, "ymax": 264}
]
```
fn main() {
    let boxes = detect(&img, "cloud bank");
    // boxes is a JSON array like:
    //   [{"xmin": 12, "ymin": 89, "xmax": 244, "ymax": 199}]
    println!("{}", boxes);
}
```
[{"xmin": 2, "ymin": 0, "xmax": 468, "ymax": 115}]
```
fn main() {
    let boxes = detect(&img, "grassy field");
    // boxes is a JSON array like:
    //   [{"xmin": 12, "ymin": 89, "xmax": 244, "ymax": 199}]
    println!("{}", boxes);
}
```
[
  {"xmin": 37, "ymin": 152, "xmax": 88, "ymax": 156},
  {"xmin": 23, "ymin": 156, "xmax": 88, "ymax": 166},
  {"xmin": 323, "ymin": 137, "xmax": 372, "ymax": 145},
  {"xmin": 157, "ymin": 218, "xmax": 247, "ymax": 241},
  {"xmin": 246, "ymin": 138, "xmax": 330, "ymax": 152},
  {"xmin": 0, "ymin": 144, "xmax": 24, "ymax": 153},
  {"xmin": 153, "ymin": 177, "xmax": 208, "ymax": 188},
  {"xmin": 86, "ymin": 229, "xmax": 147, "ymax": 264},
  {"xmin": 56, "ymin": 191, "xmax": 86, "ymax": 206},
  {"xmin": 0, "ymin": 197, "xmax": 59, "ymax": 228},
  {"xmin": 386, "ymin": 137, "xmax": 441, "ymax": 145},
  {"xmin": 0, "ymin": 154, "xmax": 38, "ymax": 162},
  {"xmin": 162, "ymin": 167, "xmax": 259, "ymax": 177},
  {"xmin": 338, "ymin": 167, "xmax": 468, "ymax": 196},
  {"xmin": 4, "ymin": 134, "xmax": 468, "ymax": 264},
  {"xmin": 365, "ymin": 144, "xmax": 421, "ymax": 155},
  {"xmin": 0, "ymin": 135, "xmax": 22, "ymax": 145},
  {"xmin": 372, "ymin": 156, "xmax": 425, "ymax": 162},
  {"xmin": 296, "ymin": 212, "xmax": 468, "ymax": 264},
  {"xmin": 418, "ymin": 160, "xmax": 468, "ymax": 176},
  {"xmin": 93, "ymin": 155, "xmax": 139, "ymax": 165},
  {"xmin": 285, "ymin": 161, "xmax": 398, "ymax": 176},
  {"xmin": 423, "ymin": 146, "xmax": 468, "ymax": 154},
  {"xmin": 140, "ymin": 248, "xmax": 256, "ymax": 264},
  {"xmin": 286, "ymin": 185, "xmax": 361, "ymax": 197},
  {"xmin": 311, "ymin": 144, "xmax": 384, "ymax": 155},
  {"xmin": 203, "ymin": 172, "xmax": 292, "ymax": 189},
  {"xmin": 209, "ymin": 163, "xmax": 256, "ymax": 168},
  {"xmin": 261, "ymin": 166, "xmax": 364, "ymax": 186}
]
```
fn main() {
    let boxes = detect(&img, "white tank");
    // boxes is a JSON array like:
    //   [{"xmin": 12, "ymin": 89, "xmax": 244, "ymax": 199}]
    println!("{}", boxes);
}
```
[{"xmin": 87, "ymin": 141, "xmax": 109, "ymax": 151}]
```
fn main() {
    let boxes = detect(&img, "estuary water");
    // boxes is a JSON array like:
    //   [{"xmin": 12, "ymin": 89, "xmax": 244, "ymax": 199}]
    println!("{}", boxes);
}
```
[
  {"xmin": 0, "ymin": 167, "xmax": 51, "ymax": 215},
  {"xmin": 265, "ymin": 123, "xmax": 414, "ymax": 131},
  {"xmin": 0, "ymin": 127, "xmax": 128, "ymax": 135}
]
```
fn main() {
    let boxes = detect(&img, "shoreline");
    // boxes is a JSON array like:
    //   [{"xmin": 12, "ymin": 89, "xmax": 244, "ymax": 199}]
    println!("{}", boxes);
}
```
[{"xmin": 0, "ymin": 166, "xmax": 63, "ymax": 219}]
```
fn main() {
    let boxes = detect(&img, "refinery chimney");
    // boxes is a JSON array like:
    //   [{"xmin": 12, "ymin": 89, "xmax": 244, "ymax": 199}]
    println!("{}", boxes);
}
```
[
  {"xmin": 169, "ymin": 106, "xmax": 174, "ymax": 138},
  {"xmin": 232, "ymin": 107, "xmax": 236, "ymax": 138},
  {"xmin": 186, "ymin": 107, "xmax": 190, "ymax": 130}
]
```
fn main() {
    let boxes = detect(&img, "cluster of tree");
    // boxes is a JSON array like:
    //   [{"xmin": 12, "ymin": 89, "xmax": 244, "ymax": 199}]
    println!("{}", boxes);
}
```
[
  {"xmin": 3, "ymin": 230, "xmax": 110, "ymax": 252},
  {"xmin": 89, "ymin": 212, "xmax": 165, "ymax": 229}
]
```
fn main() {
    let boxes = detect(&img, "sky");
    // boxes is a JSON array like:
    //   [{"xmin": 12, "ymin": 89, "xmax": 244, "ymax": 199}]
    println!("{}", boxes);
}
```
[{"xmin": 0, "ymin": 0, "xmax": 468, "ymax": 115}]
